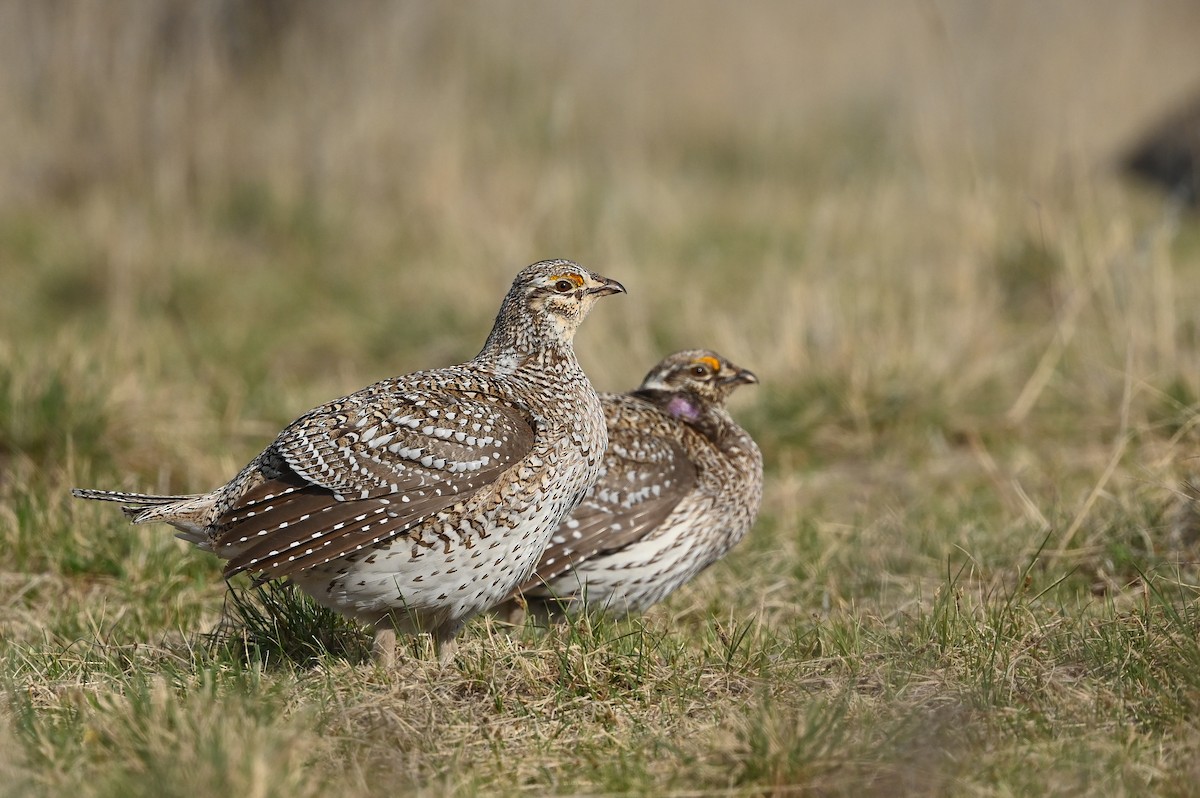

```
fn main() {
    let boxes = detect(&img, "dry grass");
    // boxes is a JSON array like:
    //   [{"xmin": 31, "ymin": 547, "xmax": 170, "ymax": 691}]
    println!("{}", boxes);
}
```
[{"xmin": 3, "ymin": 2, "xmax": 1200, "ymax": 795}]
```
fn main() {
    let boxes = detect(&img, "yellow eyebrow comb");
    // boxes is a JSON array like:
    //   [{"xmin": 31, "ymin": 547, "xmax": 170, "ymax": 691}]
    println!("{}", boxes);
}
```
[
  {"xmin": 550, "ymin": 273, "xmax": 585, "ymax": 288},
  {"xmin": 696, "ymin": 356, "xmax": 721, "ymax": 372}
]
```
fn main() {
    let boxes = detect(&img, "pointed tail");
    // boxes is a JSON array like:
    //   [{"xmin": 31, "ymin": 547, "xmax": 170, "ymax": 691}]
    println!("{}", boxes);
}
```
[
  {"xmin": 71, "ymin": 488, "xmax": 201, "ymax": 520},
  {"xmin": 71, "ymin": 488, "xmax": 197, "ymax": 505}
]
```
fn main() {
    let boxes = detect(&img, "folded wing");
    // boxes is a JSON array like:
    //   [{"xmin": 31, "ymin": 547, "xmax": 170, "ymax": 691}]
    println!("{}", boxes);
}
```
[
  {"xmin": 214, "ymin": 386, "xmax": 535, "ymax": 579},
  {"xmin": 519, "ymin": 399, "xmax": 696, "ymax": 592}
]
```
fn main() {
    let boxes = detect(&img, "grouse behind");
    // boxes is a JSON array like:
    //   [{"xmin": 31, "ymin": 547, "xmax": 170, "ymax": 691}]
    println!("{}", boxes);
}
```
[{"xmin": 505, "ymin": 349, "xmax": 762, "ymax": 619}]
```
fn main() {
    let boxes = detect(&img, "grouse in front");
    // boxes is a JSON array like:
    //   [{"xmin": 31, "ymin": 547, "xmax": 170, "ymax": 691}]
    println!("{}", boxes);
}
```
[{"xmin": 73, "ymin": 260, "xmax": 624, "ymax": 664}]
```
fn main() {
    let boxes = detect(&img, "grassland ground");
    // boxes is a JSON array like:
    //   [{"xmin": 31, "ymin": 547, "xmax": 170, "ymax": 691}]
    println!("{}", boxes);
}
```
[{"xmin": 3, "ymin": 3, "xmax": 1200, "ymax": 795}]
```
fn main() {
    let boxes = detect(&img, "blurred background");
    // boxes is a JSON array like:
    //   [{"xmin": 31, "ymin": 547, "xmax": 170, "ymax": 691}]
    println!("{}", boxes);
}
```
[
  {"xmin": 7, "ymin": 6, "xmax": 1200, "ymax": 791},
  {"xmin": 2, "ymin": 0, "xmax": 1199, "ymax": 575}
]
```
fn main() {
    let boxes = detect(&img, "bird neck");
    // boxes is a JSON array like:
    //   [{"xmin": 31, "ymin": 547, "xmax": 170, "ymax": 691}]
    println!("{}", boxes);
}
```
[
  {"xmin": 634, "ymin": 389, "xmax": 729, "ymax": 442},
  {"xmin": 475, "ymin": 305, "xmax": 577, "ymax": 375}
]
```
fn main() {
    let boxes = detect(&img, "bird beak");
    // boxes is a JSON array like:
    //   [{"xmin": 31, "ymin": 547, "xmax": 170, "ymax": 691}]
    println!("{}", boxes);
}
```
[
  {"xmin": 586, "ymin": 276, "xmax": 626, "ymax": 297},
  {"xmin": 722, "ymin": 367, "xmax": 758, "ymax": 386}
]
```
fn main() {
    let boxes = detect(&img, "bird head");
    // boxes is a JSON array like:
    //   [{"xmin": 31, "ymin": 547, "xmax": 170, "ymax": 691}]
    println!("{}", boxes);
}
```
[
  {"xmin": 523, "ymin": 259, "xmax": 625, "ymax": 326},
  {"xmin": 478, "ymin": 260, "xmax": 625, "ymax": 362},
  {"xmin": 636, "ymin": 349, "xmax": 758, "ymax": 420}
]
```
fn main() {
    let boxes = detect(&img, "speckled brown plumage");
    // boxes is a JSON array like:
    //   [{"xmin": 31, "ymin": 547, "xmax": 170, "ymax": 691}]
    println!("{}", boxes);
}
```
[
  {"xmin": 504, "ymin": 349, "xmax": 762, "ymax": 619},
  {"xmin": 73, "ymin": 260, "xmax": 624, "ymax": 664}
]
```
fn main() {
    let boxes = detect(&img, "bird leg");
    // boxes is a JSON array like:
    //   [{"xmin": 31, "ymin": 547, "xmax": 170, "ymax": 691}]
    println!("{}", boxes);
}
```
[
  {"xmin": 371, "ymin": 623, "xmax": 397, "ymax": 668},
  {"xmin": 496, "ymin": 593, "xmax": 528, "ymax": 626},
  {"xmin": 433, "ymin": 621, "xmax": 463, "ymax": 668}
]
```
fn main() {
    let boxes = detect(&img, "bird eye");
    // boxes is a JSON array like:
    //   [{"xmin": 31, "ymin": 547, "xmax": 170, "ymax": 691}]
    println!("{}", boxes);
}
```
[
  {"xmin": 690, "ymin": 365, "xmax": 709, "ymax": 377},
  {"xmin": 554, "ymin": 279, "xmax": 576, "ymax": 293}
]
